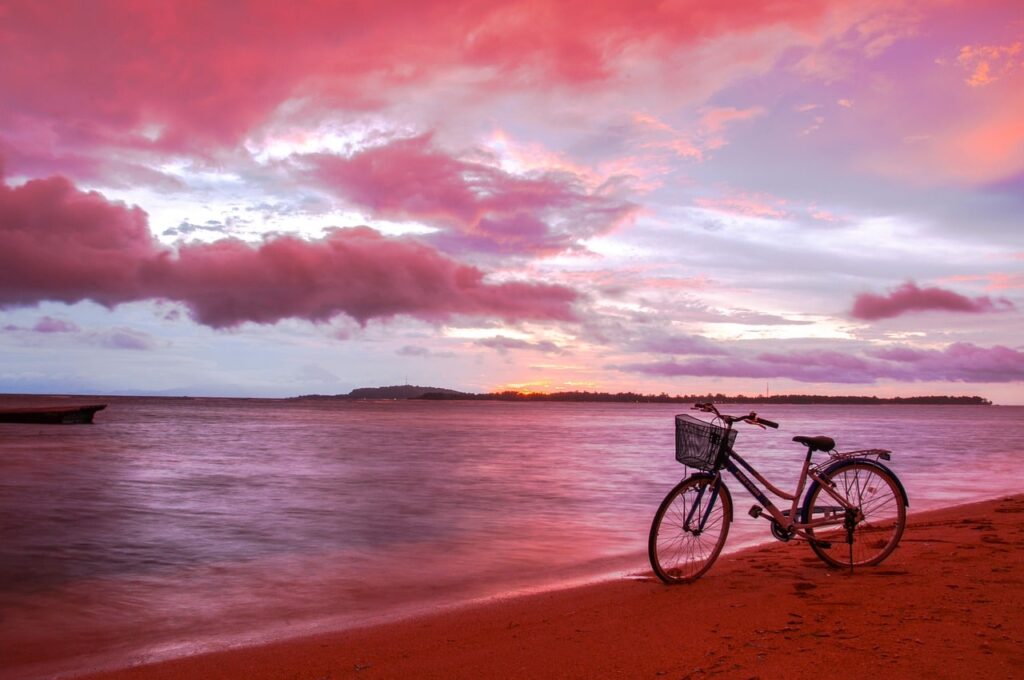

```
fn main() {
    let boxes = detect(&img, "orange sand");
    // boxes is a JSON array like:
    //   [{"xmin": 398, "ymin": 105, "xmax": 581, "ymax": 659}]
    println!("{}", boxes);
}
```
[{"xmin": 76, "ymin": 495, "xmax": 1024, "ymax": 679}]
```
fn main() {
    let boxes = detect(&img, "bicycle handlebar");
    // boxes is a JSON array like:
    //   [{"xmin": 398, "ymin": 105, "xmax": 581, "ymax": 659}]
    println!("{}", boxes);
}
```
[
  {"xmin": 692, "ymin": 402, "xmax": 779, "ymax": 429},
  {"xmin": 752, "ymin": 415, "xmax": 780, "ymax": 429}
]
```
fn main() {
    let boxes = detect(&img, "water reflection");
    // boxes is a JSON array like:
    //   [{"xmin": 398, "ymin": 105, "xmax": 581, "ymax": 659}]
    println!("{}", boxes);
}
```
[{"xmin": 0, "ymin": 399, "xmax": 1021, "ymax": 677}]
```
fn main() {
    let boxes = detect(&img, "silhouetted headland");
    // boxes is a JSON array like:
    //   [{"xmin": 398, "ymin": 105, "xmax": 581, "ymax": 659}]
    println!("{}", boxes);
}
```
[{"xmin": 292, "ymin": 385, "xmax": 993, "ymax": 405}]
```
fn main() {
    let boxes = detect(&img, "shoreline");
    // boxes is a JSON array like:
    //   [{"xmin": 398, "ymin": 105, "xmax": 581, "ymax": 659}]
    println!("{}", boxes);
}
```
[
  {"xmin": 0, "ymin": 393, "xmax": 1007, "ymax": 407},
  {"xmin": 69, "ymin": 494, "xmax": 1024, "ymax": 680}
]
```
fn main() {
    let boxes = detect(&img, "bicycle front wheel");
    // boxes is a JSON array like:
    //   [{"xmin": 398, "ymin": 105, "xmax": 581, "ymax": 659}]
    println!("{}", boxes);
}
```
[
  {"xmin": 803, "ymin": 461, "xmax": 906, "ymax": 568},
  {"xmin": 648, "ymin": 475, "xmax": 731, "ymax": 584}
]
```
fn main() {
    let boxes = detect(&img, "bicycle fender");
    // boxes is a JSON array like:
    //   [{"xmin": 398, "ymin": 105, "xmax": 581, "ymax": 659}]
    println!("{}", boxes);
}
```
[
  {"xmin": 800, "ymin": 458, "xmax": 909, "ymax": 524},
  {"xmin": 688, "ymin": 472, "xmax": 734, "ymax": 523}
]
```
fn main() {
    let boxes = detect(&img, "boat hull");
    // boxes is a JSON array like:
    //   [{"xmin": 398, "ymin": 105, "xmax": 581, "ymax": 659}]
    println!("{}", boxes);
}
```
[{"xmin": 0, "ymin": 404, "xmax": 107, "ymax": 424}]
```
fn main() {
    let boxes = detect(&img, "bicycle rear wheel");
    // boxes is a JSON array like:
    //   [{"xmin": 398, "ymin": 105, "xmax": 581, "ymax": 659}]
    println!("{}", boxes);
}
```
[
  {"xmin": 649, "ymin": 475, "xmax": 731, "ymax": 584},
  {"xmin": 803, "ymin": 461, "xmax": 906, "ymax": 568}
]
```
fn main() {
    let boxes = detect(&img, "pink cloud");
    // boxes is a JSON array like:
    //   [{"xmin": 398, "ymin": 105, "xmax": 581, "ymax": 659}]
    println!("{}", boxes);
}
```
[
  {"xmin": 152, "ymin": 228, "xmax": 578, "ymax": 327},
  {"xmin": 695, "ymin": 193, "xmax": 787, "ymax": 219},
  {"xmin": 440, "ymin": 1, "xmax": 830, "ymax": 85},
  {"xmin": 981, "ymin": 273, "xmax": 1022, "ymax": 291},
  {"xmin": 956, "ymin": 41, "xmax": 1022, "ymax": 87},
  {"xmin": 940, "ymin": 273, "xmax": 1024, "ymax": 291},
  {"xmin": 0, "ymin": 1, "xmax": 831, "ymax": 161},
  {"xmin": 694, "ymin": 188, "xmax": 850, "ymax": 224},
  {"xmin": 850, "ymin": 281, "xmax": 1015, "ymax": 320},
  {"xmin": 632, "ymin": 107, "xmax": 765, "ymax": 163},
  {"xmin": 0, "ymin": 174, "xmax": 578, "ymax": 328},
  {"xmin": 699, "ymin": 106, "xmax": 766, "ymax": 150},
  {"xmin": 0, "ymin": 176, "xmax": 159, "ymax": 308},
  {"xmin": 303, "ymin": 135, "xmax": 635, "ymax": 256}
]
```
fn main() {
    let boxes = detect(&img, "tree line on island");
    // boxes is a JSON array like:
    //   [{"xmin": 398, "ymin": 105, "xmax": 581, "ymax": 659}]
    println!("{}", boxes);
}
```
[{"xmin": 292, "ymin": 385, "xmax": 993, "ymax": 405}]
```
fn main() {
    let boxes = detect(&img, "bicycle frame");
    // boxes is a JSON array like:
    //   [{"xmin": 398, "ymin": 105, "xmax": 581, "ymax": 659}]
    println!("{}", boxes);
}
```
[
  {"xmin": 688, "ymin": 431, "xmax": 861, "ymax": 541},
  {"xmin": 718, "ymin": 446, "xmax": 855, "ymax": 538}
]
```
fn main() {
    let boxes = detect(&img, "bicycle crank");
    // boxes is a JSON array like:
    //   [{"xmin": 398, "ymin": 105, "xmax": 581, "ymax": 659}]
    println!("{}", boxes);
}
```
[{"xmin": 770, "ymin": 520, "xmax": 795, "ymax": 542}]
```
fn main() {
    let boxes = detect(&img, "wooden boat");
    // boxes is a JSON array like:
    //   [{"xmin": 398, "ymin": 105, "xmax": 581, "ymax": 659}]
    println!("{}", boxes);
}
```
[{"xmin": 0, "ymin": 404, "xmax": 107, "ymax": 424}]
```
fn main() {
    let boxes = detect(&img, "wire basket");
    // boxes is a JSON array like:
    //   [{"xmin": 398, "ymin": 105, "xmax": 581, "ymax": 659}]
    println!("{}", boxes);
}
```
[{"xmin": 675, "ymin": 414, "xmax": 737, "ymax": 470}]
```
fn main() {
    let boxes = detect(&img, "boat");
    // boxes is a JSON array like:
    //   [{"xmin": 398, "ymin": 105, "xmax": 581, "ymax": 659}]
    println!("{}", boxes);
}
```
[{"xmin": 0, "ymin": 404, "xmax": 107, "ymax": 424}]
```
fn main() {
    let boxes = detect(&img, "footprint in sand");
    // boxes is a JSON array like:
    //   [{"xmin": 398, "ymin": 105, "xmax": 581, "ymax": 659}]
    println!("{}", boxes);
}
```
[{"xmin": 793, "ymin": 581, "xmax": 818, "ymax": 597}]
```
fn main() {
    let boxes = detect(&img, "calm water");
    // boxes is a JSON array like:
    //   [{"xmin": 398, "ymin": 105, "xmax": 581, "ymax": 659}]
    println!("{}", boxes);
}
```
[{"xmin": 2, "ymin": 398, "xmax": 1022, "ymax": 678}]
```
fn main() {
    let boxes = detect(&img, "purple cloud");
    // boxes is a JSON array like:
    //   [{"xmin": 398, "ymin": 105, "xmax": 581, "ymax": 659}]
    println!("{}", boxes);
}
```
[
  {"xmin": 617, "ymin": 343, "xmax": 1024, "ymax": 384},
  {"xmin": 851, "ymin": 281, "xmax": 1015, "ymax": 320},
  {"xmin": 865, "ymin": 346, "xmax": 927, "ymax": 362}
]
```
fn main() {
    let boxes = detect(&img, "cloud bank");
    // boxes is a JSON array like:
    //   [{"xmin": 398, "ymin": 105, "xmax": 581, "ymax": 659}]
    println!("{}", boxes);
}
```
[
  {"xmin": 0, "ymin": 1, "xmax": 830, "ymax": 155},
  {"xmin": 0, "ymin": 175, "xmax": 578, "ymax": 327}
]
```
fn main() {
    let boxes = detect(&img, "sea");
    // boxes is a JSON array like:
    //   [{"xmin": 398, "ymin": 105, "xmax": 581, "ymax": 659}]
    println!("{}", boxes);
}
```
[{"xmin": 1, "ymin": 397, "xmax": 1022, "ymax": 679}]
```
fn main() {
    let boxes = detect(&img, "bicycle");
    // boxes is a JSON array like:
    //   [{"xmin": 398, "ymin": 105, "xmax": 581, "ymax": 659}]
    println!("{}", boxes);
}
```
[{"xmin": 648, "ymin": 403, "xmax": 908, "ymax": 584}]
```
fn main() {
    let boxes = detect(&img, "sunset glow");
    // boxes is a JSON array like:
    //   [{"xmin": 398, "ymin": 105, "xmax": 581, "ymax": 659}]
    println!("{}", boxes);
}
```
[{"xmin": 0, "ymin": 0, "xmax": 1021, "ymax": 402}]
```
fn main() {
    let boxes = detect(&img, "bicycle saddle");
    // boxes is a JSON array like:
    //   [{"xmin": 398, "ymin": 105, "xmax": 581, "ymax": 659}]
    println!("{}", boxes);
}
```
[{"xmin": 793, "ymin": 435, "xmax": 835, "ymax": 452}]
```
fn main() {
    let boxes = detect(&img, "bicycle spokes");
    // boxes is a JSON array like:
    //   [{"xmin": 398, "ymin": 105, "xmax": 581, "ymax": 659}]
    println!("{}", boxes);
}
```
[
  {"xmin": 805, "ymin": 462, "xmax": 906, "ymax": 569},
  {"xmin": 683, "ymin": 482, "xmax": 708, "ymax": 533},
  {"xmin": 649, "ymin": 476, "xmax": 731, "ymax": 584}
]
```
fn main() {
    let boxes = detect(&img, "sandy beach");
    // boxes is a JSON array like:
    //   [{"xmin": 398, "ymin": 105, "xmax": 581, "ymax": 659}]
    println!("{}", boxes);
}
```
[{"xmin": 68, "ymin": 494, "xmax": 1024, "ymax": 680}]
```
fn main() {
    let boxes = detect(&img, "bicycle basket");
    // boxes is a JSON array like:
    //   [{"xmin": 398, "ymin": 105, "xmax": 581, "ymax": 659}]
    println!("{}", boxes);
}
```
[{"xmin": 675, "ymin": 414, "xmax": 737, "ymax": 471}]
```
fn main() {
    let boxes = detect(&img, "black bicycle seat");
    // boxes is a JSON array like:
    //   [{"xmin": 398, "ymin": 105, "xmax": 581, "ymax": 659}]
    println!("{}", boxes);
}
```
[{"xmin": 793, "ymin": 435, "xmax": 835, "ymax": 452}]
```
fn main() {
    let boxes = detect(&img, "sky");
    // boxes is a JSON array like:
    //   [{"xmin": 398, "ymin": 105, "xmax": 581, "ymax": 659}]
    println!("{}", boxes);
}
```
[{"xmin": 0, "ymin": 0, "xmax": 1022, "ymax": 403}]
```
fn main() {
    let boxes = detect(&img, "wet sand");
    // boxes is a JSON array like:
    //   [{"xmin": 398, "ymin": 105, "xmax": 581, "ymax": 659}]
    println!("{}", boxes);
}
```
[{"xmin": 72, "ymin": 494, "xmax": 1024, "ymax": 679}]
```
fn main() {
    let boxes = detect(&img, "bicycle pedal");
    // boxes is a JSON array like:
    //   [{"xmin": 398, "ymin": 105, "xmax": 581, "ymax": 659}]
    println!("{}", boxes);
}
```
[{"xmin": 748, "ymin": 505, "xmax": 763, "ymax": 519}]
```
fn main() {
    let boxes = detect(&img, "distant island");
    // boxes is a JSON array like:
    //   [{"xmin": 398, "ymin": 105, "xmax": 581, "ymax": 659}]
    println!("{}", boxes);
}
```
[{"xmin": 292, "ymin": 385, "xmax": 993, "ymax": 406}]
